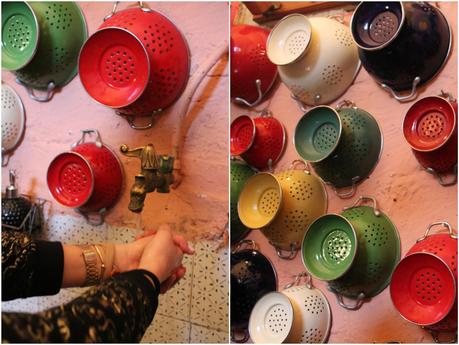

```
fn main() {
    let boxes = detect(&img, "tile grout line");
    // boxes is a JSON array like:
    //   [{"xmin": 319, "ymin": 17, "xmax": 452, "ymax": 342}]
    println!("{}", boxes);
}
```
[{"xmin": 187, "ymin": 240, "xmax": 197, "ymax": 343}]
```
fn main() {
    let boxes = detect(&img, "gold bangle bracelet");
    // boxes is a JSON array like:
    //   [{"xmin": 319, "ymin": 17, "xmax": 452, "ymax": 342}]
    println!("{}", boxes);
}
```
[{"xmin": 93, "ymin": 245, "xmax": 106, "ymax": 282}]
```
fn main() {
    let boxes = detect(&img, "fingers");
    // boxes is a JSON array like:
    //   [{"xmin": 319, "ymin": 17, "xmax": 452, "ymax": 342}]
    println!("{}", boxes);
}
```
[
  {"xmin": 159, "ymin": 265, "xmax": 186, "ymax": 294},
  {"xmin": 173, "ymin": 234, "xmax": 195, "ymax": 255}
]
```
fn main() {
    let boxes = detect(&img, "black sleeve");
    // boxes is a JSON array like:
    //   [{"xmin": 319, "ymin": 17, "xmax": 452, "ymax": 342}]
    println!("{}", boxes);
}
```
[
  {"xmin": 2, "ymin": 230, "xmax": 64, "ymax": 301},
  {"xmin": 2, "ymin": 269, "xmax": 160, "ymax": 343}
]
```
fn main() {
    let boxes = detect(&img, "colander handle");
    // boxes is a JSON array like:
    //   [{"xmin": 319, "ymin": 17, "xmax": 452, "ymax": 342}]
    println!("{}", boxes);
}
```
[
  {"xmin": 16, "ymin": 79, "xmax": 56, "ymax": 102},
  {"xmin": 381, "ymin": 76, "xmax": 421, "ymax": 103},
  {"xmin": 2, "ymin": 152, "xmax": 10, "ymax": 167},
  {"xmin": 233, "ymin": 79, "xmax": 264, "ymax": 108},
  {"xmin": 283, "ymin": 272, "xmax": 312, "ymax": 289},
  {"xmin": 289, "ymin": 160, "xmax": 310, "ymax": 174},
  {"xmin": 426, "ymin": 165, "xmax": 457, "ymax": 187},
  {"xmin": 77, "ymin": 208, "xmax": 106, "ymax": 226},
  {"xmin": 103, "ymin": 1, "xmax": 152, "ymax": 21},
  {"xmin": 440, "ymin": 90, "xmax": 456, "ymax": 103},
  {"xmin": 231, "ymin": 239, "xmax": 257, "ymax": 254},
  {"xmin": 231, "ymin": 329, "xmax": 250, "ymax": 343},
  {"xmin": 72, "ymin": 129, "xmax": 103, "ymax": 148},
  {"xmin": 124, "ymin": 114, "xmax": 158, "ymax": 130},
  {"xmin": 335, "ymin": 100, "xmax": 357, "ymax": 110},
  {"xmin": 290, "ymin": 93, "xmax": 309, "ymax": 113},
  {"xmin": 343, "ymin": 196, "xmax": 381, "ymax": 217},
  {"xmin": 417, "ymin": 221, "xmax": 457, "ymax": 242},
  {"xmin": 273, "ymin": 243, "xmax": 297, "ymax": 260},
  {"xmin": 333, "ymin": 183, "xmax": 357, "ymax": 199},
  {"xmin": 327, "ymin": 286, "xmax": 366, "ymax": 310}
]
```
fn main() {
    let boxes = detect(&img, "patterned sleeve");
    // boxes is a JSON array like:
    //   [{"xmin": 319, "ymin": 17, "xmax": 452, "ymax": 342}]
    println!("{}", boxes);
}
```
[
  {"xmin": 2, "ymin": 270, "xmax": 160, "ymax": 343},
  {"xmin": 2, "ymin": 230, "xmax": 64, "ymax": 301}
]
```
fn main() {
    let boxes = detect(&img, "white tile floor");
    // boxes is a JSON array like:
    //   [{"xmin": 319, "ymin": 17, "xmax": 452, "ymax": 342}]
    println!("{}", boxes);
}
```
[{"xmin": 2, "ymin": 214, "xmax": 228, "ymax": 343}]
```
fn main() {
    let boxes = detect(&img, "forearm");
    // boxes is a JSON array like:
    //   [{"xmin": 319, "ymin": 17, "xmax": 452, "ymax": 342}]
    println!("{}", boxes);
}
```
[{"xmin": 2, "ymin": 270, "xmax": 160, "ymax": 343}]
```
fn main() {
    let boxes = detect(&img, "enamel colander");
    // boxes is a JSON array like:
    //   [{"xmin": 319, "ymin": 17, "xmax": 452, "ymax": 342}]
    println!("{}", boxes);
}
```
[
  {"xmin": 327, "ymin": 196, "xmax": 400, "ymax": 310},
  {"xmin": 231, "ymin": 240, "xmax": 277, "ymax": 343},
  {"xmin": 267, "ymin": 15, "xmax": 360, "ymax": 106},
  {"xmin": 230, "ymin": 115, "xmax": 255, "ymax": 156},
  {"xmin": 390, "ymin": 252, "xmax": 456, "ymax": 326},
  {"xmin": 230, "ymin": 160, "xmax": 256, "ymax": 245},
  {"xmin": 238, "ymin": 172, "xmax": 282, "ymax": 230},
  {"xmin": 2, "ymin": 83, "xmax": 25, "ymax": 166},
  {"xmin": 3, "ymin": 2, "xmax": 87, "ymax": 102},
  {"xmin": 295, "ymin": 102, "xmax": 383, "ymax": 198},
  {"xmin": 261, "ymin": 161, "xmax": 327, "ymax": 259},
  {"xmin": 248, "ymin": 273, "xmax": 331, "ymax": 343},
  {"xmin": 302, "ymin": 214, "xmax": 358, "ymax": 281}
]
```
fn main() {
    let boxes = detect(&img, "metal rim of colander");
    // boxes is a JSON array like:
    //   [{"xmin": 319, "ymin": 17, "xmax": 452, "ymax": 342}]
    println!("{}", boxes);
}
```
[
  {"xmin": 248, "ymin": 291, "xmax": 295, "ymax": 343},
  {"xmin": 230, "ymin": 115, "xmax": 256, "ymax": 156},
  {"xmin": 293, "ymin": 105, "xmax": 343, "ymax": 163},
  {"xmin": 102, "ymin": 6, "xmax": 192, "ymax": 111},
  {"xmin": 1, "ymin": 1, "xmax": 39, "ymax": 71},
  {"xmin": 301, "ymin": 213, "xmax": 358, "ymax": 281},
  {"xmin": 350, "ymin": 1, "xmax": 405, "ymax": 51},
  {"xmin": 2, "ymin": 83, "xmax": 25, "ymax": 153},
  {"xmin": 390, "ymin": 252, "xmax": 456, "ymax": 326},
  {"xmin": 402, "ymin": 95, "xmax": 457, "ymax": 153},
  {"xmin": 237, "ymin": 172, "xmax": 283, "ymax": 229},
  {"xmin": 72, "ymin": 141, "xmax": 125, "ymax": 213},
  {"xmin": 78, "ymin": 26, "xmax": 150, "ymax": 109},
  {"xmin": 282, "ymin": 285, "xmax": 332, "ymax": 343},
  {"xmin": 46, "ymin": 151, "xmax": 95, "ymax": 208},
  {"xmin": 266, "ymin": 13, "xmax": 312, "ymax": 66}
]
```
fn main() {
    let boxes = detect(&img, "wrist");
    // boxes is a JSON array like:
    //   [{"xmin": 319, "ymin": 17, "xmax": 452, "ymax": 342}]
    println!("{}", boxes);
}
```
[{"xmin": 112, "ymin": 243, "xmax": 125, "ymax": 275}]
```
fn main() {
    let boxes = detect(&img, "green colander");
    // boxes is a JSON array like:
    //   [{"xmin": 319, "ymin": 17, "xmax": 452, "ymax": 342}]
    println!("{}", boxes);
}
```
[
  {"xmin": 302, "ymin": 214, "xmax": 357, "ymax": 281},
  {"xmin": 2, "ymin": 2, "xmax": 87, "ymax": 102},
  {"xmin": 294, "ymin": 106, "xmax": 342, "ymax": 162},
  {"xmin": 231, "ymin": 159, "xmax": 255, "ymax": 245},
  {"xmin": 327, "ymin": 196, "xmax": 400, "ymax": 310},
  {"xmin": 1, "ymin": 2, "xmax": 39, "ymax": 71},
  {"xmin": 295, "ymin": 101, "xmax": 383, "ymax": 199}
]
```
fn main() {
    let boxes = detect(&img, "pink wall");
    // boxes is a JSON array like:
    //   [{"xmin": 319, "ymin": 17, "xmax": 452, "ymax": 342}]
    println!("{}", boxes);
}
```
[
  {"xmin": 2, "ymin": 2, "xmax": 229, "ymax": 241},
  {"xmin": 231, "ymin": 2, "xmax": 457, "ymax": 343}
]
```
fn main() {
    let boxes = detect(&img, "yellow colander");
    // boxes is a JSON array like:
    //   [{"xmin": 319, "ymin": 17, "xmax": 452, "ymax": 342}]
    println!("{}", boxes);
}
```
[
  {"xmin": 237, "ymin": 172, "xmax": 283, "ymax": 230},
  {"xmin": 262, "ymin": 161, "xmax": 328, "ymax": 259}
]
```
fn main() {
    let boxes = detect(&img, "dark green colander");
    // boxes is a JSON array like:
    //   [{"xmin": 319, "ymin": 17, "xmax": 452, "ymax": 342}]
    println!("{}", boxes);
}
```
[
  {"xmin": 231, "ymin": 159, "xmax": 255, "ymax": 245},
  {"xmin": 1, "ymin": 2, "xmax": 39, "ymax": 71},
  {"xmin": 327, "ymin": 196, "xmax": 400, "ymax": 310},
  {"xmin": 302, "ymin": 214, "xmax": 357, "ymax": 281},
  {"xmin": 295, "ymin": 102, "xmax": 383, "ymax": 199},
  {"xmin": 2, "ymin": 2, "xmax": 87, "ymax": 101}
]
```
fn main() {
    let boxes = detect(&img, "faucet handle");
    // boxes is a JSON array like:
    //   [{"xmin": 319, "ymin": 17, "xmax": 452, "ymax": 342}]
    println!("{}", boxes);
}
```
[{"xmin": 159, "ymin": 156, "xmax": 174, "ymax": 174}]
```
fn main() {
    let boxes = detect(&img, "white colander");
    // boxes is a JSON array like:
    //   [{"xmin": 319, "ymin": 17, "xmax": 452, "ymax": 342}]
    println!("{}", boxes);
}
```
[
  {"xmin": 268, "ymin": 15, "xmax": 360, "ymax": 106},
  {"xmin": 249, "ymin": 272, "xmax": 332, "ymax": 343},
  {"xmin": 2, "ymin": 83, "xmax": 25, "ymax": 166}
]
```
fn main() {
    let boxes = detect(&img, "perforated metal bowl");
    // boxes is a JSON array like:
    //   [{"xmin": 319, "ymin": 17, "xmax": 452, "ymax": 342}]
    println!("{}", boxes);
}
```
[
  {"xmin": 327, "ymin": 196, "xmax": 400, "ymax": 310},
  {"xmin": 268, "ymin": 15, "xmax": 360, "ymax": 106},
  {"xmin": 261, "ymin": 161, "xmax": 327, "ymax": 259},
  {"xmin": 231, "ymin": 240, "xmax": 277, "ymax": 343},
  {"xmin": 299, "ymin": 102, "xmax": 383, "ymax": 199},
  {"xmin": 351, "ymin": 2, "xmax": 451, "ymax": 102},
  {"xmin": 6, "ymin": 2, "xmax": 88, "ymax": 102},
  {"xmin": 231, "ymin": 160, "xmax": 256, "ymax": 245},
  {"xmin": 2, "ymin": 83, "xmax": 25, "ymax": 166}
]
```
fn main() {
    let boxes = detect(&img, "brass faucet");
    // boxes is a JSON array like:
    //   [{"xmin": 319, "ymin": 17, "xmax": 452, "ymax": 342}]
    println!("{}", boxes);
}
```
[{"xmin": 120, "ymin": 144, "xmax": 174, "ymax": 213}]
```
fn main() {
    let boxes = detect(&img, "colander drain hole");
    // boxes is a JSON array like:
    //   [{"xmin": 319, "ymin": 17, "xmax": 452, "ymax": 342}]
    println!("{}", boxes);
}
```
[
  {"xmin": 313, "ymin": 123, "xmax": 338, "ymax": 153},
  {"xmin": 266, "ymin": 304, "xmax": 289, "ymax": 334},
  {"xmin": 4, "ymin": 15, "xmax": 33, "ymax": 51},
  {"xmin": 61, "ymin": 164, "xmax": 90, "ymax": 195},
  {"xmin": 101, "ymin": 47, "xmax": 137, "ymax": 87},
  {"xmin": 418, "ymin": 112, "xmax": 447, "ymax": 140},
  {"xmin": 324, "ymin": 229, "xmax": 352, "ymax": 264},
  {"xmin": 284, "ymin": 30, "xmax": 308, "ymax": 58},
  {"xmin": 259, "ymin": 189, "xmax": 279, "ymax": 216},
  {"xmin": 369, "ymin": 11, "xmax": 399, "ymax": 43},
  {"xmin": 301, "ymin": 328, "xmax": 323, "ymax": 343},
  {"xmin": 412, "ymin": 269, "xmax": 444, "ymax": 305},
  {"xmin": 304, "ymin": 295, "xmax": 325, "ymax": 315}
]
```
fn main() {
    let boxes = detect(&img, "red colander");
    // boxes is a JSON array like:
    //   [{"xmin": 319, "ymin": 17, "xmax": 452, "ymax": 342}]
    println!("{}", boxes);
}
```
[
  {"xmin": 407, "ymin": 222, "xmax": 458, "ymax": 280},
  {"xmin": 403, "ymin": 93, "xmax": 458, "ymax": 185},
  {"xmin": 79, "ymin": 3, "xmax": 190, "ymax": 129},
  {"xmin": 230, "ymin": 115, "xmax": 255, "ymax": 156},
  {"xmin": 79, "ymin": 27, "xmax": 150, "ymax": 108},
  {"xmin": 231, "ymin": 24, "xmax": 277, "ymax": 107},
  {"xmin": 240, "ymin": 111, "xmax": 286, "ymax": 171},
  {"xmin": 390, "ymin": 252, "xmax": 456, "ymax": 326},
  {"xmin": 47, "ymin": 130, "xmax": 123, "ymax": 225}
]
